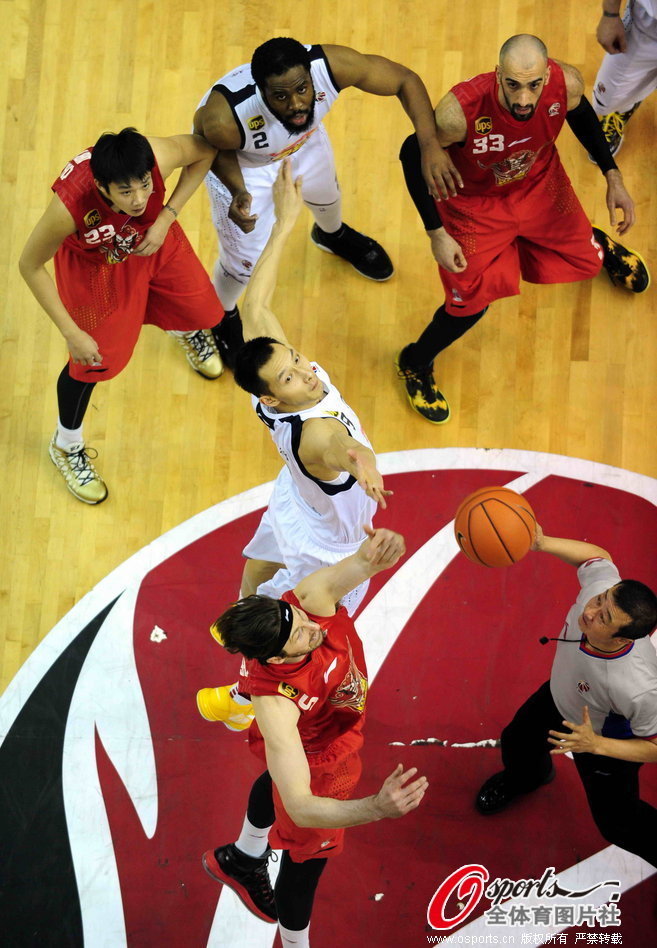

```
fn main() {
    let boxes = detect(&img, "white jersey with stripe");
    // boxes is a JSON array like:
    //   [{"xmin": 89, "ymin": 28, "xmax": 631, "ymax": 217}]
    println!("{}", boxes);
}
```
[
  {"xmin": 198, "ymin": 44, "xmax": 340, "ymax": 169},
  {"xmin": 550, "ymin": 558, "xmax": 657, "ymax": 739},
  {"xmin": 252, "ymin": 363, "xmax": 377, "ymax": 546}
]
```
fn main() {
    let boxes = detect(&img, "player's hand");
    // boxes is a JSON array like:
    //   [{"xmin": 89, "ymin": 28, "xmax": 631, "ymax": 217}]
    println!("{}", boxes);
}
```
[
  {"xmin": 429, "ymin": 227, "xmax": 467, "ymax": 271},
  {"xmin": 229, "ymin": 189, "xmax": 258, "ymax": 233},
  {"xmin": 65, "ymin": 328, "xmax": 102, "ymax": 366},
  {"xmin": 134, "ymin": 214, "xmax": 171, "ymax": 255},
  {"xmin": 347, "ymin": 448, "xmax": 393, "ymax": 509},
  {"xmin": 596, "ymin": 15, "xmax": 627, "ymax": 54},
  {"xmin": 373, "ymin": 764, "xmax": 428, "ymax": 818},
  {"xmin": 604, "ymin": 169, "xmax": 635, "ymax": 234},
  {"xmin": 362, "ymin": 524, "xmax": 405, "ymax": 567},
  {"xmin": 548, "ymin": 707, "xmax": 602, "ymax": 755},
  {"xmin": 530, "ymin": 523, "xmax": 544, "ymax": 552},
  {"xmin": 273, "ymin": 160, "xmax": 303, "ymax": 228},
  {"xmin": 420, "ymin": 139, "xmax": 463, "ymax": 201}
]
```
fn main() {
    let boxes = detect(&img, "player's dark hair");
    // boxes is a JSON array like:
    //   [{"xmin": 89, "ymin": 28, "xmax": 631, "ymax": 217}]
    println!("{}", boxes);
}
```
[
  {"xmin": 251, "ymin": 37, "xmax": 311, "ymax": 90},
  {"xmin": 612, "ymin": 580, "xmax": 657, "ymax": 640},
  {"xmin": 233, "ymin": 336, "xmax": 282, "ymax": 397},
  {"xmin": 90, "ymin": 127, "xmax": 155, "ymax": 191},
  {"xmin": 212, "ymin": 595, "xmax": 285, "ymax": 664}
]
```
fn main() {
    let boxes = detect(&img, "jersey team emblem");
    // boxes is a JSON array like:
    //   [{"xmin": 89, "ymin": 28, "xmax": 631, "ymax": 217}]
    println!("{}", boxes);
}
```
[
  {"xmin": 548, "ymin": 102, "xmax": 561, "ymax": 116},
  {"xmin": 278, "ymin": 682, "xmax": 300, "ymax": 699},
  {"xmin": 475, "ymin": 116, "xmax": 492, "ymax": 135},
  {"xmin": 247, "ymin": 115, "xmax": 265, "ymax": 131},
  {"xmin": 83, "ymin": 209, "xmax": 101, "ymax": 228}
]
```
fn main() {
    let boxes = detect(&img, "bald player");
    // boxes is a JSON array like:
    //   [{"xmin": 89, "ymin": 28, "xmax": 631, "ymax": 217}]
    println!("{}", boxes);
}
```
[{"xmin": 396, "ymin": 34, "xmax": 649, "ymax": 424}]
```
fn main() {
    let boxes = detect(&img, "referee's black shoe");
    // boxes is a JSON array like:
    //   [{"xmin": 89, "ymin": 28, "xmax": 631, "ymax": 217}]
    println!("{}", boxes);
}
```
[
  {"xmin": 476, "ymin": 767, "xmax": 556, "ymax": 815},
  {"xmin": 593, "ymin": 227, "xmax": 650, "ymax": 293},
  {"xmin": 311, "ymin": 223, "xmax": 394, "ymax": 281}
]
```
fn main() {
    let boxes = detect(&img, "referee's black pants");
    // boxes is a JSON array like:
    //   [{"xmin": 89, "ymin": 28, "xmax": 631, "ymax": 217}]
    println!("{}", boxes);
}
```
[{"xmin": 500, "ymin": 680, "xmax": 657, "ymax": 868}]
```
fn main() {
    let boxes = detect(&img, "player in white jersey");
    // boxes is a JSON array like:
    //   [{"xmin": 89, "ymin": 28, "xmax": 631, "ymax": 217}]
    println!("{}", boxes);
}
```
[
  {"xmin": 190, "ymin": 36, "xmax": 462, "ymax": 367},
  {"xmin": 592, "ymin": 1, "xmax": 657, "ymax": 155},
  {"xmin": 196, "ymin": 160, "xmax": 390, "ymax": 730},
  {"xmin": 476, "ymin": 525, "xmax": 657, "ymax": 867}
]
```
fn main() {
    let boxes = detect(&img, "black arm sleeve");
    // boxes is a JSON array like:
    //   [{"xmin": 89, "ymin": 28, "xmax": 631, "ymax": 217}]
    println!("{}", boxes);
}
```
[
  {"xmin": 399, "ymin": 134, "xmax": 442, "ymax": 230},
  {"xmin": 566, "ymin": 95, "xmax": 619, "ymax": 174}
]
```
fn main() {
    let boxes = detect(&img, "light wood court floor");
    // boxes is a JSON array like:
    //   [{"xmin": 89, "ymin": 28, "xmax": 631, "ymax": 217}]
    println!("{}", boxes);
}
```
[{"xmin": 1, "ymin": 0, "xmax": 655, "ymax": 692}]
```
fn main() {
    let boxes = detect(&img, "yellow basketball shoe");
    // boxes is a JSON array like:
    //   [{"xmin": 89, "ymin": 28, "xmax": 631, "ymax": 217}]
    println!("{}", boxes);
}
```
[
  {"xmin": 197, "ymin": 685, "xmax": 254, "ymax": 731},
  {"xmin": 49, "ymin": 433, "xmax": 108, "ymax": 504},
  {"xmin": 170, "ymin": 329, "xmax": 223, "ymax": 379}
]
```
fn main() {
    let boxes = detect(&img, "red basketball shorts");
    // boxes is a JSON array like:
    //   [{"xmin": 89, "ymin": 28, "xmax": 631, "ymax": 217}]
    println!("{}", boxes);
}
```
[
  {"xmin": 270, "ymin": 750, "xmax": 363, "ymax": 863},
  {"xmin": 438, "ymin": 158, "xmax": 604, "ymax": 316},
  {"xmin": 54, "ymin": 222, "xmax": 223, "ymax": 381}
]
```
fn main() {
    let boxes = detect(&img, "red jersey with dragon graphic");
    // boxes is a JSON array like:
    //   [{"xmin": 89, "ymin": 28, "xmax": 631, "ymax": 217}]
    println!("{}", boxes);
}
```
[
  {"xmin": 448, "ymin": 59, "xmax": 568, "ymax": 197},
  {"xmin": 52, "ymin": 149, "xmax": 166, "ymax": 264},
  {"xmin": 239, "ymin": 590, "xmax": 368, "ymax": 764}
]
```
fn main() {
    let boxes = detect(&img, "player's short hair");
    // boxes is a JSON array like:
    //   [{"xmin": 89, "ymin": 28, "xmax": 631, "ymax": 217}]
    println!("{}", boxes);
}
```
[
  {"xmin": 251, "ymin": 37, "xmax": 311, "ymax": 90},
  {"xmin": 212, "ymin": 595, "xmax": 287, "ymax": 664},
  {"xmin": 233, "ymin": 336, "xmax": 282, "ymax": 397},
  {"xmin": 612, "ymin": 579, "xmax": 657, "ymax": 640},
  {"xmin": 90, "ymin": 127, "xmax": 155, "ymax": 191},
  {"xmin": 499, "ymin": 34, "xmax": 548, "ymax": 67}
]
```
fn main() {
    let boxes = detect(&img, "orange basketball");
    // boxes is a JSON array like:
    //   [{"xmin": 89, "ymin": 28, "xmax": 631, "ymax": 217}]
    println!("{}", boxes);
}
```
[{"xmin": 454, "ymin": 486, "xmax": 536, "ymax": 567}]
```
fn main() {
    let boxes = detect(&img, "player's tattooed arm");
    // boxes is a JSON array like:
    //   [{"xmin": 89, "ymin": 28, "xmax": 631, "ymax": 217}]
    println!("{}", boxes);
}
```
[
  {"xmin": 553, "ymin": 60, "xmax": 585, "ymax": 111},
  {"xmin": 434, "ymin": 92, "xmax": 468, "ymax": 148},
  {"xmin": 255, "ymin": 695, "xmax": 427, "ymax": 827},
  {"xmin": 194, "ymin": 93, "xmax": 257, "ymax": 233}
]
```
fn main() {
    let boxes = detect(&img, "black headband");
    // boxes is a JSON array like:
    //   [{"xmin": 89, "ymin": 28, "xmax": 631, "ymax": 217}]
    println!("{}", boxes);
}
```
[{"xmin": 265, "ymin": 599, "xmax": 294, "ymax": 659}]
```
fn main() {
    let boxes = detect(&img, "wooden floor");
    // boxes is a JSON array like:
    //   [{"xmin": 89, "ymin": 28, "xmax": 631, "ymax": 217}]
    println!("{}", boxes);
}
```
[{"xmin": 1, "ymin": 0, "xmax": 655, "ymax": 693}]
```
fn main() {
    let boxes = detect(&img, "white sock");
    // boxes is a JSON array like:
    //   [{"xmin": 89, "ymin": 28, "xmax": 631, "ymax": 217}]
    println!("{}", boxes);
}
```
[
  {"xmin": 235, "ymin": 815, "xmax": 272, "ymax": 858},
  {"xmin": 56, "ymin": 422, "xmax": 84, "ymax": 449},
  {"xmin": 229, "ymin": 683, "xmax": 252, "ymax": 707},
  {"xmin": 278, "ymin": 922, "xmax": 310, "ymax": 947},
  {"xmin": 308, "ymin": 195, "xmax": 342, "ymax": 234}
]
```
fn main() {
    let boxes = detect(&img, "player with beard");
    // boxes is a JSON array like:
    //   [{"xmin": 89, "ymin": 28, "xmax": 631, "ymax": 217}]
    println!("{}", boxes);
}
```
[
  {"xmin": 186, "ymin": 36, "xmax": 462, "ymax": 368},
  {"xmin": 202, "ymin": 525, "xmax": 428, "ymax": 948},
  {"xmin": 396, "ymin": 33, "xmax": 649, "ymax": 424}
]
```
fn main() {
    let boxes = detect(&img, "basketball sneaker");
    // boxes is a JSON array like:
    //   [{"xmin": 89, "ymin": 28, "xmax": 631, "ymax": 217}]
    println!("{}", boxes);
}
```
[
  {"xmin": 592, "ymin": 227, "xmax": 650, "ymax": 293},
  {"xmin": 202, "ymin": 844, "xmax": 277, "ymax": 923},
  {"xmin": 49, "ymin": 434, "xmax": 108, "ymax": 504},
  {"xmin": 170, "ymin": 329, "xmax": 223, "ymax": 379},
  {"xmin": 395, "ymin": 348, "xmax": 450, "ymax": 424},
  {"xmin": 311, "ymin": 223, "xmax": 394, "ymax": 281},
  {"xmin": 196, "ymin": 685, "xmax": 255, "ymax": 731},
  {"xmin": 212, "ymin": 307, "xmax": 245, "ymax": 371},
  {"xmin": 600, "ymin": 103, "xmax": 640, "ymax": 157}
]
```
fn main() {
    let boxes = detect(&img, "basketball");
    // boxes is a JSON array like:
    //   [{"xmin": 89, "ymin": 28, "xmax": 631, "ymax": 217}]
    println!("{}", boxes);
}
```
[{"xmin": 454, "ymin": 486, "xmax": 536, "ymax": 567}]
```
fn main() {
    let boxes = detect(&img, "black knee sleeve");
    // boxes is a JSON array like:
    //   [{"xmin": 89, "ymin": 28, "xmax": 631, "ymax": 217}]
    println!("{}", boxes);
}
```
[{"xmin": 246, "ymin": 771, "xmax": 275, "ymax": 829}]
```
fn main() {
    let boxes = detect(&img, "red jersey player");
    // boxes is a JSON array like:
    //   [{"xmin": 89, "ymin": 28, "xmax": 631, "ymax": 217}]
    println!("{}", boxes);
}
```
[
  {"xmin": 201, "ymin": 525, "xmax": 427, "ymax": 946},
  {"xmin": 396, "ymin": 33, "xmax": 649, "ymax": 424},
  {"xmin": 19, "ymin": 128, "xmax": 224, "ymax": 504}
]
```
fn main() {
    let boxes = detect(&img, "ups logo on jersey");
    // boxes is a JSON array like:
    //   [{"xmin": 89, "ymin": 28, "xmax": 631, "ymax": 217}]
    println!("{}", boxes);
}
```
[
  {"xmin": 278, "ymin": 682, "xmax": 300, "ymax": 699},
  {"xmin": 475, "ymin": 116, "xmax": 493, "ymax": 135},
  {"xmin": 248, "ymin": 115, "xmax": 265, "ymax": 131},
  {"xmin": 84, "ymin": 209, "xmax": 102, "ymax": 227}
]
